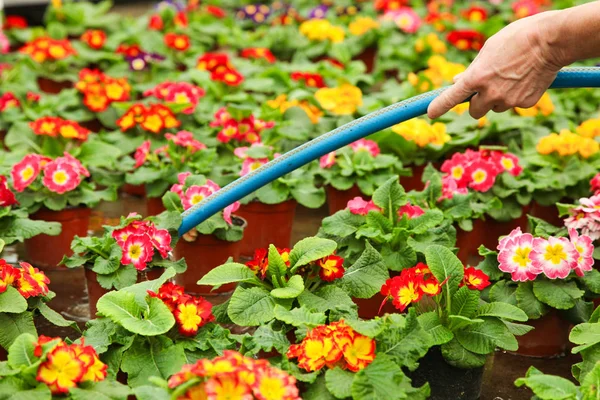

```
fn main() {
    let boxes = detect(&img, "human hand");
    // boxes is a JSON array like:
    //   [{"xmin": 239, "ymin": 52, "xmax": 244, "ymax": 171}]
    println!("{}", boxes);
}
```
[{"xmin": 427, "ymin": 12, "xmax": 565, "ymax": 120}]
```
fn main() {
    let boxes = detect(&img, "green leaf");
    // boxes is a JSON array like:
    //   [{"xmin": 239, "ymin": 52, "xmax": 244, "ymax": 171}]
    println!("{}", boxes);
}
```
[
  {"xmin": 377, "ymin": 311, "xmax": 433, "ymax": 370},
  {"xmin": 268, "ymin": 244, "xmax": 288, "ymax": 288},
  {"xmin": 132, "ymin": 386, "xmax": 171, "ymax": 400},
  {"xmin": 70, "ymin": 380, "xmax": 131, "ymax": 400},
  {"xmin": 579, "ymin": 269, "xmax": 600, "ymax": 294},
  {"xmin": 197, "ymin": 263, "xmax": 262, "ymax": 289},
  {"xmin": 321, "ymin": 210, "xmax": 365, "ymax": 237},
  {"xmin": 303, "ymin": 375, "xmax": 337, "ymax": 400},
  {"xmin": 270, "ymin": 275, "xmax": 305, "ymax": 299},
  {"xmin": 340, "ymin": 241, "xmax": 389, "ymax": 299},
  {"xmin": 351, "ymin": 354, "xmax": 409, "ymax": 400},
  {"xmin": 273, "ymin": 305, "xmax": 326, "ymax": 328},
  {"xmin": 227, "ymin": 287, "xmax": 276, "ymax": 326},
  {"xmin": 0, "ymin": 287, "xmax": 27, "ymax": 314},
  {"xmin": 580, "ymin": 362, "xmax": 600, "ymax": 399},
  {"xmin": 298, "ymin": 286, "xmax": 356, "ymax": 314},
  {"xmin": 372, "ymin": 176, "xmax": 405, "ymax": 219},
  {"xmin": 418, "ymin": 312, "xmax": 454, "ymax": 346},
  {"xmin": 455, "ymin": 317, "xmax": 513, "ymax": 355},
  {"xmin": 344, "ymin": 319, "xmax": 386, "ymax": 337},
  {"xmin": 96, "ymin": 292, "xmax": 175, "ymax": 336},
  {"xmin": 121, "ymin": 336, "xmax": 186, "ymax": 388},
  {"xmin": 408, "ymin": 210, "xmax": 444, "ymax": 234},
  {"xmin": 1, "ymin": 382, "xmax": 52, "ymax": 400},
  {"xmin": 441, "ymin": 338, "xmax": 487, "ymax": 369},
  {"xmin": 516, "ymin": 281, "xmax": 548, "ymax": 319},
  {"xmin": 425, "ymin": 245, "xmax": 464, "ymax": 300},
  {"xmin": 451, "ymin": 286, "xmax": 479, "ymax": 319},
  {"xmin": 252, "ymin": 323, "xmax": 291, "ymax": 354},
  {"xmin": 570, "ymin": 323, "xmax": 600, "ymax": 354},
  {"xmin": 96, "ymin": 264, "xmax": 138, "ymax": 291},
  {"xmin": 120, "ymin": 268, "xmax": 176, "ymax": 307},
  {"xmin": 0, "ymin": 313, "xmax": 37, "ymax": 350},
  {"xmin": 7, "ymin": 333, "xmax": 37, "ymax": 369},
  {"xmin": 289, "ymin": 237, "xmax": 337, "ymax": 269},
  {"xmin": 475, "ymin": 302, "xmax": 528, "ymax": 322},
  {"xmin": 325, "ymin": 367, "xmax": 355, "ymax": 399},
  {"xmin": 93, "ymin": 248, "xmax": 121, "ymax": 274},
  {"xmin": 38, "ymin": 303, "xmax": 78, "ymax": 330},
  {"xmin": 489, "ymin": 281, "xmax": 518, "ymax": 306},
  {"xmin": 515, "ymin": 366, "xmax": 579, "ymax": 399},
  {"xmin": 533, "ymin": 279, "xmax": 584, "ymax": 310}
]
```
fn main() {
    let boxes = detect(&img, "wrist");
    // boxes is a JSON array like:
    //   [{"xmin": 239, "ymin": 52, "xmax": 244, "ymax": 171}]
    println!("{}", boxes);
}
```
[{"xmin": 533, "ymin": 10, "xmax": 575, "ymax": 67}]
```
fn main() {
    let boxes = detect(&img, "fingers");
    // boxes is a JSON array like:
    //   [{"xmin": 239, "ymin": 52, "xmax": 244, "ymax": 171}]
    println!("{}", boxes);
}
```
[
  {"xmin": 427, "ymin": 78, "xmax": 475, "ymax": 119},
  {"xmin": 452, "ymin": 72, "xmax": 464, "ymax": 83},
  {"xmin": 468, "ymin": 93, "xmax": 492, "ymax": 119}
]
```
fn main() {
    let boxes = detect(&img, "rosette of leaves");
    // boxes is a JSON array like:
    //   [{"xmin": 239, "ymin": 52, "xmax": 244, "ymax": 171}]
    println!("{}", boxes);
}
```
[
  {"xmin": 61, "ymin": 212, "xmax": 186, "ymax": 291},
  {"xmin": 319, "ymin": 175, "xmax": 456, "ymax": 265},
  {"xmin": 83, "ymin": 269, "xmax": 239, "ymax": 388},
  {"xmin": 0, "ymin": 334, "xmax": 130, "ymax": 400},
  {"xmin": 197, "ymin": 236, "xmax": 393, "ymax": 328},
  {"xmin": 0, "ymin": 261, "xmax": 77, "ymax": 352},
  {"xmin": 415, "ymin": 245, "xmax": 529, "ymax": 369},
  {"xmin": 317, "ymin": 144, "xmax": 407, "ymax": 197},
  {"xmin": 0, "ymin": 206, "xmax": 61, "ymax": 245},
  {"xmin": 125, "ymin": 140, "xmax": 217, "ymax": 200},
  {"xmin": 478, "ymin": 218, "xmax": 600, "ymax": 325},
  {"xmin": 45, "ymin": 0, "xmax": 121, "ymax": 36}
]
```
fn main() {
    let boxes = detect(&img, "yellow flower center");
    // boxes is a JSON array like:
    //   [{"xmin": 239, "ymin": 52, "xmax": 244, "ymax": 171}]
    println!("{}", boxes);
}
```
[
  {"xmin": 451, "ymin": 166, "xmax": 464, "ymax": 179},
  {"xmin": 472, "ymin": 169, "xmax": 486, "ymax": 183},
  {"xmin": 128, "ymin": 244, "xmax": 142, "ymax": 260},
  {"xmin": 60, "ymin": 125, "xmax": 79, "ymax": 138},
  {"xmin": 52, "ymin": 170, "xmax": 68, "ymax": 185},
  {"xmin": 258, "ymin": 377, "xmax": 286, "ymax": 400},
  {"xmin": 21, "ymin": 166, "xmax": 34, "ymax": 181},
  {"xmin": 191, "ymin": 194, "xmax": 205, "ymax": 205},
  {"xmin": 544, "ymin": 243, "xmax": 567, "ymax": 264},
  {"xmin": 175, "ymin": 93, "xmax": 190, "ymax": 104},
  {"xmin": 512, "ymin": 247, "xmax": 531, "ymax": 268},
  {"xmin": 501, "ymin": 158, "xmax": 514, "ymax": 170},
  {"xmin": 178, "ymin": 303, "xmax": 202, "ymax": 331}
]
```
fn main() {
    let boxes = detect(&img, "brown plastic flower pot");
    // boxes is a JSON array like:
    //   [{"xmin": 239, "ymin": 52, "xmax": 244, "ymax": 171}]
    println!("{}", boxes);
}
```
[
  {"xmin": 236, "ymin": 200, "xmax": 297, "ymax": 260},
  {"xmin": 400, "ymin": 164, "xmax": 428, "ymax": 192},
  {"xmin": 24, "ymin": 207, "xmax": 92, "ymax": 271},
  {"xmin": 85, "ymin": 267, "xmax": 164, "ymax": 317},
  {"xmin": 530, "ymin": 202, "xmax": 564, "ymax": 227},
  {"xmin": 146, "ymin": 196, "xmax": 166, "ymax": 216},
  {"xmin": 456, "ymin": 209, "xmax": 530, "ymax": 266},
  {"xmin": 352, "ymin": 45, "xmax": 377, "ymax": 73},
  {"xmin": 121, "ymin": 183, "xmax": 146, "ymax": 197},
  {"xmin": 36, "ymin": 77, "xmax": 73, "ymax": 94},
  {"xmin": 173, "ymin": 233, "xmax": 243, "ymax": 296},
  {"xmin": 513, "ymin": 310, "xmax": 571, "ymax": 358},
  {"xmin": 326, "ymin": 185, "xmax": 363, "ymax": 215},
  {"xmin": 353, "ymin": 294, "xmax": 398, "ymax": 320},
  {"xmin": 408, "ymin": 346, "xmax": 485, "ymax": 400}
]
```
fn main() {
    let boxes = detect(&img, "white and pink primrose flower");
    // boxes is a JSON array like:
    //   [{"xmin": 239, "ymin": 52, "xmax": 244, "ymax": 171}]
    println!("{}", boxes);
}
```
[
  {"xmin": 350, "ymin": 139, "xmax": 380, "ymax": 157},
  {"xmin": 530, "ymin": 236, "xmax": 579, "ymax": 279},
  {"xmin": 569, "ymin": 228, "xmax": 594, "ymax": 277},
  {"xmin": 498, "ymin": 231, "xmax": 540, "ymax": 282},
  {"xmin": 320, "ymin": 152, "xmax": 336, "ymax": 169},
  {"xmin": 347, "ymin": 197, "xmax": 381, "ymax": 216}
]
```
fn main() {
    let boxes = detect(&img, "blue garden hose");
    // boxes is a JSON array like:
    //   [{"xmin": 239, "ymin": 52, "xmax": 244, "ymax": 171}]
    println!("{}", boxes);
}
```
[{"xmin": 179, "ymin": 67, "xmax": 600, "ymax": 234}]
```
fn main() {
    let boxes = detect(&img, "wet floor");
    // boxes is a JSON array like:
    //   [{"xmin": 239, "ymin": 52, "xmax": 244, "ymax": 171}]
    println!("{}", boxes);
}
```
[{"xmin": 2, "ymin": 192, "xmax": 579, "ymax": 400}]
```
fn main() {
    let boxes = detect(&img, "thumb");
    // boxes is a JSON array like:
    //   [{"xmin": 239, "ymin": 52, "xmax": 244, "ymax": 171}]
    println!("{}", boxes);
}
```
[{"xmin": 427, "ymin": 79, "xmax": 475, "ymax": 119}]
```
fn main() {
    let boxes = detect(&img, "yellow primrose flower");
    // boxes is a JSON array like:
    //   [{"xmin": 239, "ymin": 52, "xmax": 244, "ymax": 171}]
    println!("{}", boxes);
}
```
[
  {"xmin": 415, "ymin": 33, "xmax": 447, "ymax": 54},
  {"xmin": 536, "ymin": 129, "xmax": 600, "ymax": 158},
  {"xmin": 410, "ymin": 56, "xmax": 465, "ymax": 92},
  {"xmin": 451, "ymin": 103, "xmax": 487, "ymax": 128},
  {"xmin": 576, "ymin": 119, "xmax": 600, "ymax": 138},
  {"xmin": 267, "ymin": 94, "xmax": 323, "ymax": 124},
  {"xmin": 300, "ymin": 19, "xmax": 345, "ymax": 43},
  {"xmin": 515, "ymin": 92, "xmax": 554, "ymax": 117},
  {"xmin": 391, "ymin": 118, "xmax": 450, "ymax": 147},
  {"xmin": 315, "ymin": 83, "xmax": 362, "ymax": 116},
  {"xmin": 349, "ymin": 17, "xmax": 380, "ymax": 36}
]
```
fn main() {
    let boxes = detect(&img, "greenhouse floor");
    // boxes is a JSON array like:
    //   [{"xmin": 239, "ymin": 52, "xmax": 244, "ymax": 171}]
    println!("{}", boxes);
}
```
[{"xmin": 4, "ymin": 194, "xmax": 579, "ymax": 400}]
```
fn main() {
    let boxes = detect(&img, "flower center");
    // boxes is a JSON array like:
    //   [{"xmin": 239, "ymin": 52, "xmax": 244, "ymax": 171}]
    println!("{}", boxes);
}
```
[
  {"xmin": 451, "ymin": 166, "xmax": 464, "ymax": 179},
  {"xmin": 21, "ymin": 166, "xmax": 34, "ymax": 181},
  {"xmin": 512, "ymin": 247, "xmax": 531, "ymax": 268},
  {"xmin": 128, "ymin": 244, "xmax": 142, "ymax": 260},
  {"xmin": 52, "ymin": 170, "xmax": 68, "ymax": 185},
  {"xmin": 472, "ymin": 169, "xmax": 486, "ymax": 183},
  {"xmin": 191, "ymin": 194, "xmax": 205, "ymax": 205},
  {"xmin": 544, "ymin": 244, "xmax": 567, "ymax": 265}
]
